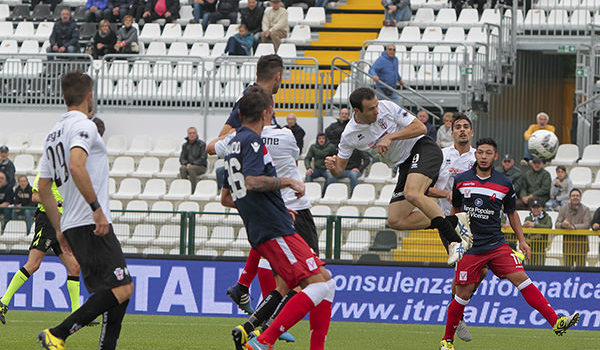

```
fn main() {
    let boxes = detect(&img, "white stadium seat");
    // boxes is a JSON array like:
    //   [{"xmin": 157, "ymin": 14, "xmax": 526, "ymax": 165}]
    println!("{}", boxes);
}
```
[
  {"xmin": 197, "ymin": 202, "xmax": 227, "ymax": 225},
  {"xmin": 569, "ymin": 167, "xmax": 592, "ymax": 189},
  {"xmin": 365, "ymin": 163, "xmax": 393, "ymax": 183},
  {"xmin": 182, "ymin": 24, "xmax": 204, "ymax": 44},
  {"xmin": 347, "ymin": 184, "xmax": 376, "ymax": 205},
  {"xmin": 106, "ymin": 135, "xmax": 128, "ymax": 156},
  {"xmin": 413, "ymin": 8, "xmax": 435, "ymax": 26},
  {"xmin": 375, "ymin": 184, "xmax": 395, "ymax": 206},
  {"xmin": 311, "ymin": 205, "xmax": 331, "ymax": 228},
  {"xmin": 457, "ymin": 8, "xmax": 479, "ymax": 27},
  {"xmin": 303, "ymin": 7, "xmax": 326, "ymax": 27},
  {"xmin": 110, "ymin": 156, "xmax": 135, "ymax": 177},
  {"xmin": 319, "ymin": 183, "xmax": 348, "ymax": 204},
  {"xmin": 336, "ymin": 206, "xmax": 360, "ymax": 228},
  {"xmin": 13, "ymin": 22, "xmax": 35, "ymax": 41},
  {"xmin": 203, "ymin": 24, "xmax": 225, "ymax": 44},
  {"xmin": 128, "ymin": 224, "xmax": 156, "ymax": 247},
  {"xmin": 163, "ymin": 179, "xmax": 192, "ymax": 200},
  {"xmin": 160, "ymin": 23, "xmax": 182, "ymax": 42},
  {"xmin": 377, "ymin": 26, "xmax": 399, "ymax": 41},
  {"xmin": 112, "ymin": 178, "xmax": 141, "ymax": 200},
  {"xmin": 582, "ymin": 190, "xmax": 600, "ymax": 211},
  {"xmin": 113, "ymin": 223, "xmax": 130, "ymax": 244},
  {"xmin": 357, "ymin": 207, "xmax": 387, "ymax": 230},
  {"xmin": 341, "ymin": 230, "xmax": 371, "ymax": 253},
  {"xmin": 119, "ymin": 200, "xmax": 148, "ymax": 223},
  {"xmin": 133, "ymin": 157, "xmax": 160, "ymax": 178},
  {"xmin": 231, "ymin": 227, "xmax": 251, "ymax": 249},
  {"xmin": 154, "ymin": 225, "xmax": 181, "ymax": 248},
  {"xmin": 578, "ymin": 145, "xmax": 600, "ymax": 166},
  {"xmin": 189, "ymin": 180, "xmax": 218, "ymax": 201},
  {"xmin": 145, "ymin": 201, "xmax": 174, "ymax": 223},
  {"xmin": 158, "ymin": 158, "xmax": 180, "ymax": 178},
  {"xmin": 139, "ymin": 179, "xmax": 167, "ymax": 200},
  {"xmin": 287, "ymin": 6, "xmax": 304, "ymax": 26},
  {"xmin": 13, "ymin": 155, "xmax": 35, "ymax": 175},
  {"xmin": 287, "ymin": 25, "xmax": 310, "ymax": 44},
  {"xmin": 139, "ymin": 23, "xmax": 161, "ymax": 42},
  {"xmin": 435, "ymin": 8, "xmax": 457, "ymax": 27},
  {"xmin": 205, "ymin": 226, "xmax": 235, "ymax": 249}
]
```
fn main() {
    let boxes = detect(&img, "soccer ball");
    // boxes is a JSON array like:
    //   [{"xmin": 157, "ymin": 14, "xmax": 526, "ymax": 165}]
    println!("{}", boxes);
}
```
[{"xmin": 528, "ymin": 130, "xmax": 559, "ymax": 160}]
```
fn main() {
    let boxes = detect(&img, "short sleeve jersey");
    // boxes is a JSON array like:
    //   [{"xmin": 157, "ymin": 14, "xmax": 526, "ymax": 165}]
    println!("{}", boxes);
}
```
[
  {"xmin": 223, "ymin": 126, "xmax": 295, "ymax": 248},
  {"xmin": 39, "ymin": 111, "xmax": 111, "ymax": 232},
  {"xmin": 452, "ymin": 167, "xmax": 516, "ymax": 254},
  {"xmin": 32, "ymin": 171, "xmax": 64, "ymax": 214},
  {"xmin": 337, "ymin": 100, "xmax": 422, "ymax": 168},
  {"xmin": 434, "ymin": 145, "xmax": 476, "ymax": 215}
]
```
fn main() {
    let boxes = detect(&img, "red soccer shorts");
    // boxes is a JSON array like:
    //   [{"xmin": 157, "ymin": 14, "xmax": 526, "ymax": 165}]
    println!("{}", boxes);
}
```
[
  {"xmin": 255, "ymin": 233, "xmax": 325, "ymax": 290},
  {"xmin": 455, "ymin": 244, "xmax": 523, "ymax": 285}
]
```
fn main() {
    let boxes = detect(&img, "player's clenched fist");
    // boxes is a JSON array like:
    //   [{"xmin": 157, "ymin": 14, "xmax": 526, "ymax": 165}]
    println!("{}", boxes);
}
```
[
  {"xmin": 288, "ymin": 179, "xmax": 305, "ymax": 198},
  {"xmin": 325, "ymin": 155, "xmax": 337, "ymax": 170}
]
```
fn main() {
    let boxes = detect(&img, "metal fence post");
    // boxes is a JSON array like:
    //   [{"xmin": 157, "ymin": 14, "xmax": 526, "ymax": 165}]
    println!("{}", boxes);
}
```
[
  {"xmin": 325, "ymin": 215, "xmax": 334, "ymax": 259},
  {"xmin": 187, "ymin": 212, "xmax": 196, "ymax": 255},
  {"xmin": 179, "ymin": 212, "xmax": 187, "ymax": 255},
  {"xmin": 334, "ymin": 216, "xmax": 342, "ymax": 259}
]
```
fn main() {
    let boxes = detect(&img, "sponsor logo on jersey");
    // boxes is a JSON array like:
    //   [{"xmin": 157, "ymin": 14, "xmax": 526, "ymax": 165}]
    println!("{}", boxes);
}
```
[{"xmin": 475, "ymin": 198, "xmax": 483, "ymax": 207}]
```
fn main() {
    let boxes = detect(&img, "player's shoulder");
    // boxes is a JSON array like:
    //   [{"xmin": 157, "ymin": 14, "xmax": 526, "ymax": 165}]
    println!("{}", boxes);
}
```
[
  {"xmin": 491, "ymin": 169, "xmax": 513, "ymax": 188},
  {"xmin": 454, "ymin": 168, "xmax": 475, "ymax": 183},
  {"xmin": 378, "ymin": 100, "xmax": 408, "ymax": 117}
]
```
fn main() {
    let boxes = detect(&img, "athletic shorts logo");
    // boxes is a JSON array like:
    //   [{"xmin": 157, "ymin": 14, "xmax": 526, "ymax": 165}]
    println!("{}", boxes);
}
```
[
  {"xmin": 44, "ymin": 239, "xmax": 52, "ymax": 249},
  {"xmin": 459, "ymin": 271, "xmax": 467, "ymax": 281},
  {"xmin": 306, "ymin": 257, "xmax": 318, "ymax": 271},
  {"xmin": 114, "ymin": 267, "xmax": 125, "ymax": 281}
]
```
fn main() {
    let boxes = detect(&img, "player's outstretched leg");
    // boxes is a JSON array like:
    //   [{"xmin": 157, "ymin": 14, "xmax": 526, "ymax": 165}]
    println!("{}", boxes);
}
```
[
  {"xmin": 228, "ymin": 249, "xmax": 262, "ymax": 314},
  {"xmin": 98, "ymin": 299, "xmax": 130, "ymax": 350}
]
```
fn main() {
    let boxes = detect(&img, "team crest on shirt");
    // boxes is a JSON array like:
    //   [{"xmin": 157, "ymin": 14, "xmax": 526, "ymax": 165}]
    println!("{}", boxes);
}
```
[
  {"xmin": 475, "ymin": 198, "xmax": 483, "ymax": 207},
  {"xmin": 376, "ymin": 118, "xmax": 388, "ymax": 129},
  {"xmin": 459, "ymin": 271, "xmax": 467, "ymax": 281},
  {"xmin": 114, "ymin": 267, "xmax": 125, "ymax": 281},
  {"xmin": 464, "ymin": 189, "xmax": 471, "ymax": 198}
]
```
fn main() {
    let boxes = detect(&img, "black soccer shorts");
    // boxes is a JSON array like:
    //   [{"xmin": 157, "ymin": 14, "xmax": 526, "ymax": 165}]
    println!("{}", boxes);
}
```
[{"xmin": 29, "ymin": 211, "xmax": 63, "ymax": 256}]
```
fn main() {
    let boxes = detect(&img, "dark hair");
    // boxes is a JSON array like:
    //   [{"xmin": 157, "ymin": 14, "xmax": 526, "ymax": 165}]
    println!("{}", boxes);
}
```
[
  {"xmin": 349, "ymin": 87, "xmax": 376, "ymax": 112},
  {"xmin": 61, "ymin": 70, "xmax": 93, "ymax": 107},
  {"xmin": 92, "ymin": 117, "xmax": 105, "ymax": 137},
  {"xmin": 452, "ymin": 113, "xmax": 472, "ymax": 129},
  {"xmin": 239, "ymin": 23, "xmax": 248, "ymax": 31},
  {"xmin": 475, "ymin": 137, "xmax": 497, "ymax": 151},
  {"xmin": 570, "ymin": 188, "xmax": 581, "ymax": 196},
  {"xmin": 556, "ymin": 165, "xmax": 567, "ymax": 173},
  {"xmin": 239, "ymin": 86, "xmax": 272, "ymax": 124},
  {"xmin": 256, "ymin": 54, "xmax": 283, "ymax": 82}
]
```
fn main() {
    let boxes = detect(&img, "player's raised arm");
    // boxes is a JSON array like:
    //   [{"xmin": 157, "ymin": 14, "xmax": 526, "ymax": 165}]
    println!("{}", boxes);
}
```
[
  {"xmin": 378, "ymin": 118, "xmax": 427, "ymax": 155},
  {"xmin": 324, "ymin": 155, "xmax": 347, "ymax": 178}
]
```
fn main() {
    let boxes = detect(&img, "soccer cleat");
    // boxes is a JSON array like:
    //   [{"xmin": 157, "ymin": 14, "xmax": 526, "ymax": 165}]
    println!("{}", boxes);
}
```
[
  {"xmin": 38, "ymin": 329, "xmax": 65, "ymax": 350},
  {"xmin": 232, "ymin": 325, "xmax": 249, "ymax": 350},
  {"xmin": 440, "ymin": 339, "xmax": 455, "ymax": 350},
  {"xmin": 0, "ymin": 301, "xmax": 8, "ymax": 324},
  {"xmin": 456, "ymin": 320, "xmax": 472, "ymax": 342},
  {"xmin": 227, "ymin": 284, "xmax": 255, "ymax": 315},
  {"xmin": 553, "ymin": 313, "xmax": 580, "ymax": 336},
  {"xmin": 279, "ymin": 331, "xmax": 295, "ymax": 342},
  {"xmin": 454, "ymin": 212, "xmax": 473, "ymax": 249},
  {"xmin": 447, "ymin": 241, "xmax": 465, "ymax": 266},
  {"xmin": 245, "ymin": 337, "xmax": 273, "ymax": 350}
]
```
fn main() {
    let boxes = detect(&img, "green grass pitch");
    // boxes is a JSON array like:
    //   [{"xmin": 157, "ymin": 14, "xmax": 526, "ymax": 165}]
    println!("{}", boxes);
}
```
[{"xmin": 3, "ymin": 311, "xmax": 599, "ymax": 349}]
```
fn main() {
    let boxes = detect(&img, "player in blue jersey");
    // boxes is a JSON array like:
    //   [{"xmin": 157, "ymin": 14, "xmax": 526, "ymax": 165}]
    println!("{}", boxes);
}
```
[
  {"xmin": 440, "ymin": 138, "xmax": 579, "ymax": 350},
  {"xmin": 221, "ymin": 86, "xmax": 335, "ymax": 350}
]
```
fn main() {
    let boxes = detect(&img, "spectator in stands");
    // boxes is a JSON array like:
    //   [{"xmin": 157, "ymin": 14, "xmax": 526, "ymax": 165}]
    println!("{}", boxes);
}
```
[
  {"xmin": 224, "ymin": 23, "xmax": 253, "ymax": 56},
  {"xmin": 325, "ymin": 107, "xmax": 349, "ymax": 147},
  {"xmin": 591, "ymin": 206, "xmax": 600, "ymax": 231},
  {"xmin": 284, "ymin": 113, "xmax": 305, "ymax": 154},
  {"xmin": 522, "ymin": 112, "xmax": 555, "ymax": 164},
  {"xmin": 304, "ymin": 132, "xmax": 337, "ymax": 196},
  {"xmin": 209, "ymin": 0, "xmax": 238, "ymax": 25},
  {"xmin": 13, "ymin": 175, "xmax": 34, "ymax": 234},
  {"xmin": 436, "ymin": 112, "xmax": 454, "ymax": 148},
  {"xmin": 143, "ymin": 0, "xmax": 180, "ymax": 24},
  {"xmin": 336, "ymin": 149, "xmax": 370, "ymax": 196},
  {"xmin": 369, "ymin": 44, "xmax": 402, "ymax": 106},
  {"xmin": 261, "ymin": 0, "xmax": 288, "ymax": 51},
  {"xmin": 114, "ymin": 15, "xmax": 139, "ymax": 53},
  {"xmin": 241, "ymin": 0, "xmax": 264, "ymax": 48},
  {"xmin": 86, "ymin": 0, "xmax": 108, "ymax": 22},
  {"xmin": 131, "ymin": 0, "xmax": 147, "ymax": 22},
  {"xmin": 47, "ymin": 9, "xmax": 80, "ymax": 55},
  {"xmin": 517, "ymin": 158, "xmax": 551, "ymax": 209},
  {"xmin": 179, "ymin": 127, "xmax": 207, "ymax": 192},
  {"xmin": 193, "ymin": 0, "xmax": 216, "ymax": 29},
  {"xmin": 546, "ymin": 165, "xmax": 572, "ymax": 211},
  {"xmin": 91, "ymin": 20, "xmax": 117, "ymax": 59},
  {"xmin": 381, "ymin": 0, "xmax": 410, "ymax": 27},
  {"xmin": 417, "ymin": 110, "xmax": 436, "ymax": 141},
  {"xmin": 495, "ymin": 153, "xmax": 521, "ymax": 196},
  {"xmin": 316, "ymin": 0, "xmax": 332, "ymax": 8},
  {"xmin": 284, "ymin": 0, "xmax": 315, "ymax": 6},
  {"xmin": 522, "ymin": 199, "xmax": 552, "ymax": 266},
  {"xmin": 30, "ymin": 0, "xmax": 60, "ymax": 12},
  {"xmin": 0, "ymin": 171, "xmax": 14, "ymax": 229},
  {"xmin": 103, "ymin": 0, "xmax": 135, "ymax": 22},
  {"xmin": 0, "ymin": 146, "xmax": 15, "ymax": 189},
  {"xmin": 556, "ymin": 188, "xmax": 590, "ymax": 267}
]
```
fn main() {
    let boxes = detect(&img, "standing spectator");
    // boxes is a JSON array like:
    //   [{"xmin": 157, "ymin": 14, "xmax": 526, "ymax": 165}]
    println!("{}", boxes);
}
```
[
  {"xmin": 179, "ymin": 127, "xmax": 207, "ymax": 192},
  {"xmin": 556, "ymin": 188, "xmax": 590, "ymax": 267},
  {"xmin": 368, "ymin": 44, "xmax": 402, "ymax": 106},
  {"xmin": 241, "ymin": 0, "xmax": 264, "ymax": 48},
  {"xmin": 0, "ymin": 146, "xmax": 15, "ymax": 189},
  {"xmin": 495, "ymin": 153, "xmax": 522, "ymax": 196},
  {"xmin": 284, "ymin": 113, "xmax": 305, "ymax": 154},
  {"xmin": 85, "ymin": 0, "xmax": 108, "ymax": 22},
  {"xmin": 103, "ymin": 0, "xmax": 134, "ymax": 22},
  {"xmin": 0, "ymin": 172, "xmax": 14, "ymax": 229},
  {"xmin": 522, "ymin": 112, "xmax": 555, "ymax": 164},
  {"xmin": 91, "ymin": 20, "xmax": 117, "ymax": 59},
  {"xmin": 261, "ymin": 0, "xmax": 288, "ymax": 51},
  {"xmin": 224, "ymin": 23, "xmax": 254, "ymax": 56},
  {"xmin": 47, "ymin": 9, "xmax": 80, "ymax": 54},
  {"xmin": 436, "ymin": 112, "xmax": 454, "ymax": 148},
  {"xmin": 304, "ymin": 132, "xmax": 337, "ymax": 196},
  {"xmin": 143, "ymin": 0, "xmax": 180, "ymax": 23},
  {"xmin": 114, "ymin": 15, "xmax": 139, "ymax": 53},
  {"xmin": 522, "ymin": 200, "xmax": 552, "ymax": 266},
  {"xmin": 193, "ymin": 0, "xmax": 216, "ymax": 29},
  {"xmin": 13, "ymin": 175, "xmax": 34, "ymax": 234},
  {"xmin": 325, "ymin": 107, "xmax": 350, "ymax": 147},
  {"xmin": 209, "ymin": 0, "xmax": 238, "ymax": 25},
  {"xmin": 381, "ymin": 0, "xmax": 410, "ymax": 26},
  {"xmin": 517, "ymin": 158, "xmax": 551, "ymax": 209},
  {"xmin": 336, "ymin": 149, "xmax": 370, "ymax": 195},
  {"xmin": 417, "ymin": 110, "xmax": 436, "ymax": 141},
  {"xmin": 546, "ymin": 165, "xmax": 573, "ymax": 211}
]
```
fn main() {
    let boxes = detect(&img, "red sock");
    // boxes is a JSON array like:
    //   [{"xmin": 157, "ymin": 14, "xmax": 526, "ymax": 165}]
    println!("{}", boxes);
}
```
[
  {"xmin": 257, "ymin": 267, "xmax": 276, "ymax": 299},
  {"xmin": 309, "ymin": 300, "xmax": 332, "ymax": 350},
  {"xmin": 520, "ymin": 284, "xmax": 558, "ymax": 326},
  {"xmin": 238, "ymin": 248, "xmax": 261, "ymax": 287},
  {"xmin": 444, "ymin": 298, "xmax": 467, "ymax": 341},
  {"xmin": 258, "ymin": 291, "xmax": 315, "ymax": 345}
]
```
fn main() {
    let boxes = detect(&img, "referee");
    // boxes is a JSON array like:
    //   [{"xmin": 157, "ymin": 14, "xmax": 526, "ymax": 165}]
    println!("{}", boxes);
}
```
[{"xmin": 37, "ymin": 71, "xmax": 133, "ymax": 350}]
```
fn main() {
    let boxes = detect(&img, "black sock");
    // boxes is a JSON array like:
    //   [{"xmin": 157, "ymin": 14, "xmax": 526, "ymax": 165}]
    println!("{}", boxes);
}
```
[
  {"xmin": 242, "ymin": 290, "xmax": 282, "ymax": 334},
  {"xmin": 50, "ymin": 289, "xmax": 119, "ymax": 340},
  {"xmin": 67, "ymin": 276, "xmax": 79, "ymax": 282},
  {"xmin": 99, "ymin": 299, "xmax": 129, "ymax": 350},
  {"xmin": 446, "ymin": 215, "xmax": 458, "ymax": 228},
  {"xmin": 20, "ymin": 266, "xmax": 31, "ymax": 278},
  {"xmin": 237, "ymin": 283, "xmax": 249, "ymax": 295},
  {"xmin": 264, "ymin": 290, "xmax": 297, "ymax": 328},
  {"xmin": 430, "ymin": 216, "xmax": 461, "ymax": 243}
]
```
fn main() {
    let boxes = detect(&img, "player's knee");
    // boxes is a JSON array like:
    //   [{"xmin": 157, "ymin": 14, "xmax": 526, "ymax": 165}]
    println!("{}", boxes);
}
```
[
  {"xmin": 403, "ymin": 189, "xmax": 422, "ymax": 205},
  {"xmin": 387, "ymin": 215, "xmax": 405, "ymax": 230}
]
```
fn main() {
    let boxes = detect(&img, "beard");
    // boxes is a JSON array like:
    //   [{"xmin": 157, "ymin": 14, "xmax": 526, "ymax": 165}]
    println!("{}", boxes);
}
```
[{"xmin": 476, "ymin": 162, "xmax": 493, "ymax": 172}]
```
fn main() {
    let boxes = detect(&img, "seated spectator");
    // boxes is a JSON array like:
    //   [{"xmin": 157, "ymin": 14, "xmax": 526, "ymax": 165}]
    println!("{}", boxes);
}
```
[
  {"xmin": 436, "ymin": 112, "xmax": 454, "ymax": 148},
  {"xmin": 114, "ymin": 15, "xmax": 139, "ymax": 53},
  {"xmin": 86, "ymin": 0, "xmax": 108, "ymax": 22},
  {"xmin": 193, "ymin": 0, "xmax": 216, "ymax": 28},
  {"xmin": 209, "ymin": 0, "xmax": 238, "ymax": 25},
  {"xmin": 103, "ymin": 0, "xmax": 135, "ymax": 22},
  {"xmin": 241, "ymin": 0, "xmax": 264, "ymax": 47},
  {"xmin": 325, "ymin": 107, "xmax": 349, "ymax": 147},
  {"xmin": 417, "ymin": 110, "xmax": 436, "ymax": 141},
  {"xmin": 369, "ymin": 44, "xmax": 402, "ymax": 106},
  {"xmin": 13, "ymin": 175, "xmax": 34, "ymax": 234},
  {"xmin": 224, "ymin": 24, "xmax": 253, "ymax": 56},
  {"xmin": 47, "ymin": 9, "xmax": 80, "ymax": 54},
  {"xmin": 516, "ymin": 158, "xmax": 550, "ymax": 210},
  {"xmin": 284, "ymin": 113, "xmax": 305, "ymax": 154},
  {"xmin": 131, "ymin": 0, "xmax": 147, "ymax": 22},
  {"xmin": 143, "ymin": 0, "xmax": 180, "ymax": 24},
  {"xmin": 91, "ymin": 20, "xmax": 117, "ymax": 59},
  {"xmin": 556, "ymin": 188, "xmax": 590, "ymax": 267},
  {"xmin": 336, "ymin": 149, "xmax": 370, "ymax": 195},
  {"xmin": 304, "ymin": 132, "xmax": 337, "ymax": 195},
  {"xmin": 179, "ymin": 127, "xmax": 207, "ymax": 192},
  {"xmin": 522, "ymin": 200, "xmax": 552, "ymax": 266},
  {"xmin": 0, "ymin": 171, "xmax": 14, "ymax": 230},
  {"xmin": 381, "ymin": 0, "xmax": 410, "ymax": 26},
  {"xmin": 495, "ymin": 153, "xmax": 521, "ymax": 196},
  {"xmin": 546, "ymin": 165, "xmax": 572, "ymax": 211},
  {"xmin": 0, "ymin": 146, "xmax": 15, "ymax": 189},
  {"xmin": 522, "ymin": 112, "xmax": 555, "ymax": 164},
  {"xmin": 261, "ymin": 0, "xmax": 288, "ymax": 51},
  {"xmin": 284, "ymin": 0, "xmax": 315, "ymax": 6}
]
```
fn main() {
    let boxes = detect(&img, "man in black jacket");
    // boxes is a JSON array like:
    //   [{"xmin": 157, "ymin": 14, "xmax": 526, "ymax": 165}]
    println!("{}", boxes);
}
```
[
  {"xmin": 143, "ymin": 0, "xmax": 180, "ymax": 23},
  {"xmin": 179, "ymin": 127, "xmax": 207, "ymax": 192},
  {"xmin": 47, "ymin": 9, "xmax": 79, "ymax": 54},
  {"xmin": 209, "ymin": 0, "xmax": 238, "ymax": 25},
  {"xmin": 0, "ymin": 171, "xmax": 14, "ymax": 230},
  {"xmin": 284, "ymin": 113, "xmax": 305, "ymax": 154},
  {"xmin": 241, "ymin": 0, "xmax": 264, "ymax": 47},
  {"xmin": 0, "ymin": 146, "xmax": 15, "ymax": 189},
  {"xmin": 325, "ymin": 107, "xmax": 349, "ymax": 147}
]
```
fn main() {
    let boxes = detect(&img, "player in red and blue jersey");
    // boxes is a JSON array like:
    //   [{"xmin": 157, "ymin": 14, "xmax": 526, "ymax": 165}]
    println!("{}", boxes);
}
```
[
  {"xmin": 221, "ymin": 86, "xmax": 334, "ymax": 350},
  {"xmin": 440, "ymin": 138, "xmax": 579, "ymax": 350}
]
